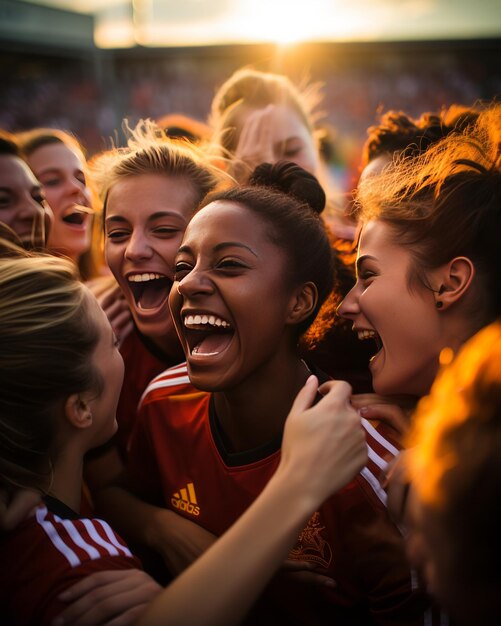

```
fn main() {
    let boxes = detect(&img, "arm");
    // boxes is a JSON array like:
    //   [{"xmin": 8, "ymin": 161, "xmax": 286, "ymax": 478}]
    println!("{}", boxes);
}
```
[{"xmin": 139, "ymin": 376, "xmax": 367, "ymax": 626}]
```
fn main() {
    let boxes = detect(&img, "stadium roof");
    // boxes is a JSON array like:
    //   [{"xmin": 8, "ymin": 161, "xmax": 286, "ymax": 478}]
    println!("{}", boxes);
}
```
[{"xmin": 16, "ymin": 0, "xmax": 501, "ymax": 48}]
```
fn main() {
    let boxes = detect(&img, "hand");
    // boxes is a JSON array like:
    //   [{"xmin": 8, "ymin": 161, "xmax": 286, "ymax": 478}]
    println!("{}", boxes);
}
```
[
  {"xmin": 279, "ymin": 559, "xmax": 336, "ymax": 589},
  {"xmin": 0, "ymin": 487, "xmax": 41, "ymax": 531},
  {"xmin": 279, "ymin": 376, "xmax": 368, "ymax": 506},
  {"xmin": 52, "ymin": 569, "xmax": 161, "ymax": 626},
  {"xmin": 351, "ymin": 393, "xmax": 416, "ymax": 440},
  {"xmin": 86, "ymin": 276, "xmax": 133, "ymax": 346},
  {"xmin": 152, "ymin": 509, "xmax": 217, "ymax": 576},
  {"xmin": 232, "ymin": 105, "xmax": 277, "ymax": 180}
]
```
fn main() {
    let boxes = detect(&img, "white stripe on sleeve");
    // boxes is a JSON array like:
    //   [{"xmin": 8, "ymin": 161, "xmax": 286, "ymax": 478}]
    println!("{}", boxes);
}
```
[
  {"xmin": 96, "ymin": 519, "xmax": 133, "ymax": 557},
  {"xmin": 36, "ymin": 506, "xmax": 80, "ymax": 567}
]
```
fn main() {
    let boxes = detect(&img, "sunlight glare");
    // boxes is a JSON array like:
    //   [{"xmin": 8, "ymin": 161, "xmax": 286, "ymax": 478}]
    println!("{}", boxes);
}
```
[{"xmin": 237, "ymin": 0, "xmax": 332, "ymax": 44}]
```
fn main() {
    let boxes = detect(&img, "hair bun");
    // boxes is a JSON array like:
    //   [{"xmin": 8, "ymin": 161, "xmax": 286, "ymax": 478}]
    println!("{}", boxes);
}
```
[{"xmin": 249, "ymin": 161, "xmax": 326, "ymax": 214}]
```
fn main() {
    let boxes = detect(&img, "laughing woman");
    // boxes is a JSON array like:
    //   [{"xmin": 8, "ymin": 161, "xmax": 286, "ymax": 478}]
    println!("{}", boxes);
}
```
[
  {"xmin": 0, "ymin": 243, "xmax": 367, "ymax": 626},
  {"xmin": 17, "ymin": 128, "xmax": 104, "ymax": 280},
  {"xmin": 337, "ymin": 103, "xmax": 500, "ymax": 408},
  {"xmin": 100, "ymin": 161, "xmax": 437, "ymax": 625},
  {"xmin": 335, "ymin": 104, "xmax": 500, "ymax": 619},
  {"xmin": 86, "ymin": 121, "xmax": 227, "ymax": 460}
]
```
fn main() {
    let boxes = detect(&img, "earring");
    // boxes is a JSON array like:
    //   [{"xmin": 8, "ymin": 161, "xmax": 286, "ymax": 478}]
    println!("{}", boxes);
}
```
[{"xmin": 436, "ymin": 301, "xmax": 443, "ymax": 309}]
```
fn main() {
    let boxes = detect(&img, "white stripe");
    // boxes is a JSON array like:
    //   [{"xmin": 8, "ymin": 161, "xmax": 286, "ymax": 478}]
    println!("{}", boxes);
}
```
[
  {"xmin": 361, "ymin": 417, "xmax": 399, "ymax": 457},
  {"xmin": 149, "ymin": 362, "xmax": 188, "ymax": 384},
  {"xmin": 58, "ymin": 518, "xmax": 100, "ymax": 560},
  {"xmin": 367, "ymin": 444, "xmax": 390, "ymax": 473},
  {"xmin": 81, "ymin": 518, "xmax": 119, "ymax": 557},
  {"xmin": 96, "ymin": 519, "xmax": 133, "ymax": 557},
  {"xmin": 139, "ymin": 375, "xmax": 191, "ymax": 408},
  {"xmin": 36, "ymin": 506, "xmax": 80, "ymax": 567},
  {"xmin": 360, "ymin": 466, "xmax": 388, "ymax": 506}
]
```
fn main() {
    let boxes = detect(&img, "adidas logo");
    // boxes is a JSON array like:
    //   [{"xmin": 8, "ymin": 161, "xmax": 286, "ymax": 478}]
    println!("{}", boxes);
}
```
[{"xmin": 171, "ymin": 482, "xmax": 200, "ymax": 517}]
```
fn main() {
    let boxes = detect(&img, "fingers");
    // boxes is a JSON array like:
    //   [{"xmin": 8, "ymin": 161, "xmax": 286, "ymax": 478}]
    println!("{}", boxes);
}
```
[
  {"xmin": 281, "ymin": 378, "xmax": 367, "ymax": 504},
  {"xmin": 235, "ymin": 105, "xmax": 276, "ymax": 167},
  {"xmin": 316, "ymin": 379, "xmax": 353, "ymax": 409},
  {"xmin": 53, "ymin": 569, "xmax": 161, "ymax": 626},
  {"xmin": 358, "ymin": 403, "xmax": 409, "ymax": 439},
  {"xmin": 280, "ymin": 561, "xmax": 336, "ymax": 588},
  {"xmin": 350, "ymin": 393, "xmax": 386, "ymax": 410},
  {"xmin": 0, "ymin": 488, "xmax": 41, "ymax": 531}
]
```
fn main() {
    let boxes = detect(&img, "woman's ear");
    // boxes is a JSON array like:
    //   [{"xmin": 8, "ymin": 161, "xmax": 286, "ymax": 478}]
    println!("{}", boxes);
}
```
[
  {"xmin": 63, "ymin": 394, "xmax": 93, "ymax": 430},
  {"xmin": 287, "ymin": 282, "xmax": 318, "ymax": 325},
  {"xmin": 432, "ymin": 257, "xmax": 475, "ymax": 310}
]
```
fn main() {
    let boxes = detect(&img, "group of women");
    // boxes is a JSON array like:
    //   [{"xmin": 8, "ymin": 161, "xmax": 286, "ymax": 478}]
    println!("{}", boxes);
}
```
[{"xmin": 0, "ymin": 66, "xmax": 500, "ymax": 626}]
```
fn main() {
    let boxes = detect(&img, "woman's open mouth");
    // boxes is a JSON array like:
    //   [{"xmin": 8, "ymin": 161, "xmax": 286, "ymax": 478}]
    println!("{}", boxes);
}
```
[
  {"xmin": 183, "ymin": 313, "xmax": 234, "ymax": 357},
  {"xmin": 127, "ymin": 273, "xmax": 172, "ymax": 310},
  {"xmin": 62, "ymin": 205, "xmax": 93, "ymax": 227},
  {"xmin": 357, "ymin": 329, "xmax": 383, "ymax": 361}
]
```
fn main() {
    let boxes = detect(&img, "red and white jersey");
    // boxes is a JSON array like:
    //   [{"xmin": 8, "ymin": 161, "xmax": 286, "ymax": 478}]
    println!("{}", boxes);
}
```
[
  {"xmin": 129, "ymin": 364, "xmax": 445, "ymax": 625},
  {"xmin": 0, "ymin": 497, "xmax": 141, "ymax": 626}
]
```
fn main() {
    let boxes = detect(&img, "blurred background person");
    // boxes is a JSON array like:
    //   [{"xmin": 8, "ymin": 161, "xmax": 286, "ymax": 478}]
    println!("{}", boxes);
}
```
[
  {"xmin": 0, "ymin": 129, "xmax": 52, "ymax": 250},
  {"xmin": 17, "ymin": 128, "xmax": 106, "ymax": 280}
]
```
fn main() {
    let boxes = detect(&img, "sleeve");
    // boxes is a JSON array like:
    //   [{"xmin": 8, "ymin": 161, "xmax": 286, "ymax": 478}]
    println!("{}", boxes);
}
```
[{"xmin": 39, "ymin": 554, "xmax": 142, "ymax": 626}]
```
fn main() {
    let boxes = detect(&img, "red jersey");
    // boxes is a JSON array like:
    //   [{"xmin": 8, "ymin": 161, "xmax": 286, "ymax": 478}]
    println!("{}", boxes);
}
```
[
  {"xmin": 128, "ymin": 364, "xmax": 444, "ymax": 626},
  {"xmin": 115, "ymin": 327, "xmax": 175, "ymax": 459},
  {"xmin": 0, "ymin": 496, "xmax": 141, "ymax": 626}
]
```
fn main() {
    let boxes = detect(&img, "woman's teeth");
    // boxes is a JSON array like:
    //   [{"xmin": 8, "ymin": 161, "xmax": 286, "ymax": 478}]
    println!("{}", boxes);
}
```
[
  {"xmin": 184, "ymin": 315, "xmax": 231, "ymax": 328},
  {"xmin": 128, "ymin": 273, "xmax": 165, "ymax": 282},
  {"xmin": 358, "ymin": 329, "xmax": 377, "ymax": 341}
]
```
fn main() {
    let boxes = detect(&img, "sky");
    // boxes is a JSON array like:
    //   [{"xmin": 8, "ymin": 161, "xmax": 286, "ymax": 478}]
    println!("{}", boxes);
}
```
[{"xmin": 26, "ymin": 0, "xmax": 501, "ymax": 47}]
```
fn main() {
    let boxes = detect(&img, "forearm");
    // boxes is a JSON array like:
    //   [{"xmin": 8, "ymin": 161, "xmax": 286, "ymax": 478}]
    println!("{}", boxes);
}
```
[
  {"xmin": 93, "ymin": 484, "xmax": 175, "ymax": 553},
  {"xmin": 138, "ymin": 466, "xmax": 316, "ymax": 626}
]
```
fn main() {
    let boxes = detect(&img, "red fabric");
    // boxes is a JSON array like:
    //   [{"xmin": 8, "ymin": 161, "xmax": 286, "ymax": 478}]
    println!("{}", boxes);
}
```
[
  {"xmin": 127, "ymin": 365, "xmax": 440, "ymax": 625},
  {"xmin": 0, "ymin": 503, "xmax": 141, "ymax": 626}
]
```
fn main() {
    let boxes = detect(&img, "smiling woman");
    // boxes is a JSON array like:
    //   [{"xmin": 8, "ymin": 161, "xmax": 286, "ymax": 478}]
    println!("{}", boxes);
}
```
[
  {"xmin": 16, "ymin": 128, "xmax": 104, "ymax": 280},
  {"xmin": 338, "ymin": 103, "xmax": 501, "ymax": 399},
  {"xmin": 113, "ymin": 161, "xmax": 439, "ymax": 624},
  {"xmin": 85, "ymin": 119, "xmax": 227, "ymax": 462}
]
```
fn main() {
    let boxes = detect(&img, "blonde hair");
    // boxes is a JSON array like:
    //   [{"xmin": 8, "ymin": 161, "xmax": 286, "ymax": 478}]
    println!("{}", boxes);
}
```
[
  {"xmin": 90, "ymin": 119, "xmax": 227, "ymax": 208},
  {"xmin": 208, "ymin": 68, "xmax": 325, "ymax": 157},
  {"xmin": 0, "ymin": 246, "xmax": 102, "ymax": 492}
]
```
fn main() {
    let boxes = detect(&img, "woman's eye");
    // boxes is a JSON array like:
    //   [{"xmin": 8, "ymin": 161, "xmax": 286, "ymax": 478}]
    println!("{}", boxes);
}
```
[
  {"xmin": 154, "ymin": 227, "xmax": 179, "ymax": 236},
  {"xmin": 0, "ymin": 194, "xmax": 11, "ymax": 207},
  {"xmin": 217, "ymin": 259, "xmax": 246, "ymax": 270},
  {"xmin": 283, "ymin": 147, "xmax": 300, "ymax": 158},
  {"xmin": 42, "ymin": 178, "xmax": 61, "ymax": 187},
  {"xmin": 76, "ymin": 174, "xmax": 87, "ymax": 186},
  {"xmin": 106, "ymin": 230, "xmax": 129, "ymax": 240},
  {"xmin": 359, "ymin": 270, "xmax": 376, "ymax": 283},
  {"xmin": 174, "ymin": 261, "xmax": 193, "ymax": 280}
]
